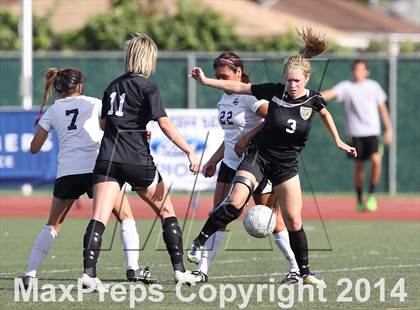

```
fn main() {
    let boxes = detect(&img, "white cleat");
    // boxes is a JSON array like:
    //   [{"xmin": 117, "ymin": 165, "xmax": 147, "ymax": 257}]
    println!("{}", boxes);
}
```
[
  {"xmin": 174, "ymin": 270, "xmax": 202, "ymax": 285},
  {"xmin": 187, "ymin": 241, "xmax": 205, "ymax": 264},
  {"xmin": 81, "ymin": 273, "xmax": 108, "ymax": 293}
]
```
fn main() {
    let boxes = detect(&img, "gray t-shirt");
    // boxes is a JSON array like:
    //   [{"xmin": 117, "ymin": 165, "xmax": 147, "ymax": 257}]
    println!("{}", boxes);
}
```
[{"xmin": 333, "ymin": 79, "xmax": 387, "ymax": 137}]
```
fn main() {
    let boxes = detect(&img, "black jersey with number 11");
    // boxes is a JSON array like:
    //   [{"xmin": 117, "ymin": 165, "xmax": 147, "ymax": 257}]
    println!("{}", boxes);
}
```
[
  {"xmin": 250, "ymin": 83, "xmax": 327, "ymax": 160},
  {"xmin": 97, "ymin": 73, "xmax": 167, "ymax": 165}
]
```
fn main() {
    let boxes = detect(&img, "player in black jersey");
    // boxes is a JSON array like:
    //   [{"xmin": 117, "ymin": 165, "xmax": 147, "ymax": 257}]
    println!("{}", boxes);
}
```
[
  {"xmin": 20, "ymin": 68, "xmax": 151, "ymax": 290},
  {"xmin": 81, "ymin": 34, "xmax": 202, "ymax": 289},
  {"xmin": 188, "ymin": 28, "xmax": 357, "ymax": 285}
]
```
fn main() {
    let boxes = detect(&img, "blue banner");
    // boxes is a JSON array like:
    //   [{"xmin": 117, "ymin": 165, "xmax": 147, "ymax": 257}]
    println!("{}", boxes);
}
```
[{"xmin": 0, "ymin": 111, "xmax": 58, "ymax": 186}]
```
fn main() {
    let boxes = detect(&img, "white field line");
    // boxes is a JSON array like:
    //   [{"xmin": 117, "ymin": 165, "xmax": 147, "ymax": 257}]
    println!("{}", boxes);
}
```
[{"xmin": 1, "ymin": 263, "xmax": 419, "ymax": 279}]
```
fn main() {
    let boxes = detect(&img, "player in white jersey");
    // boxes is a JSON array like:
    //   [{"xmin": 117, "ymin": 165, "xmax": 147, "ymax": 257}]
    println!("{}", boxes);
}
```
[
  {"xmin": 321, "ymin": 59, "xmax": 393, "ymax": 212},
  {"xmin": 190, "ymin": 53, "xmax": 299, "ymax": 284},
  {"xmin": 21, "ymin": 68, "xmax": 154, "ymax": 290}
]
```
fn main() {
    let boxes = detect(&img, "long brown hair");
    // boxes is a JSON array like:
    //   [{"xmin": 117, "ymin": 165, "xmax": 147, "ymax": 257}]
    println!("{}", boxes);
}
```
[
  {"xmin": 35, "ymin": 67, "xmax": 84, "ymax": 125},
  {"xmin": 283, "ymin": 27, "xmax": 328, "ymax": 79},
  {"xmin": 213, "ymin": 52, "xmax": 251, "ymax": 83}
]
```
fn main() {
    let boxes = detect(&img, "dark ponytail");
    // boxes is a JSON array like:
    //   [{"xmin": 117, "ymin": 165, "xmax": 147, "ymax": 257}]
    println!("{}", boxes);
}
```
[{"xmin": 35, "ymin": 67, "xmax": 84, "ymax": 126}]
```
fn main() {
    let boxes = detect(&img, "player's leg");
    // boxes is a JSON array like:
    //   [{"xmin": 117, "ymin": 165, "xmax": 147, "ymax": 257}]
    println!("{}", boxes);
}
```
[
  {"xmin": 353, "ymin": 137, "xmax": 366, "ymax": 211},
  {"xmin": 195, "ymin": 180, "xmax": 230, "ymax": 281},
  {"xmin": 82, "ymin": 161, "xmax": 122, "ymax": 291},
  {"xmin": 254, "ymin": 190, "xmax": 299, "ymax": 283},
  {"xmin": 112, "ymin": 187, "xmax": 155, "ymax": 283},
  {"xmin": 22, "ymin": 196, "xmax": 74, "ymax": 288},
  {"xmin": 354, "ymin": 160, "xmax": 365, "ymax": 211},
  {"xmin": 366, "ymin": 136, "xmax": 381, "ymax": 211},
  {"xmin": 189, "ymin": 170, "xmax": 257, "ymax": 258},
  {"xmin": 130, "ymin": 165, "xmax": 200, "ymax": 284},
  {"xmin": 273, "ymin": 174, "xmax": 324, "ymax": 285}
]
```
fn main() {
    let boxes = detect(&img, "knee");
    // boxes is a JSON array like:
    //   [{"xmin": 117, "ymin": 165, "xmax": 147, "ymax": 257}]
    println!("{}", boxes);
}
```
[{"xmin": 283, "ymin": 214, "xmax": 302, "ymax": 231}]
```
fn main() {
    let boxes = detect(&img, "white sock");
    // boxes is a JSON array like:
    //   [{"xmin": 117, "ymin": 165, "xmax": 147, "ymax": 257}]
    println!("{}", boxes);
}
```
[
  {"xmin": 26, "ymin": 226, "xmax": 57, "ymax": 277},
  {"xmin": 198, "ymin": 231, "xmax": 225, "ymax": 275},
  {"xmin": 272, "ymin": 229, "xmax": 299, "ymax": 272},
  {"xmin": 120, "ymin": 219, "xmax": 140, "ymax": 270}
]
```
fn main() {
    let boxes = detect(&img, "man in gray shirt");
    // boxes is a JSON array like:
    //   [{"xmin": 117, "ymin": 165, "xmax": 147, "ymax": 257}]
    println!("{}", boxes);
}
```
[{"xmin": 321, "ymin": 59, "xmax": 393, "ymax": 212}]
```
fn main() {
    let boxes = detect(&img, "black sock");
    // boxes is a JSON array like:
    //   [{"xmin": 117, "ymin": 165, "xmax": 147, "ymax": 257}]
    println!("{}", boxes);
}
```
[
  {"xmin": 356, "ymin": 187, "xmax": 363, "ymax": 203},
  {"xmin": 162, "ymin": 216, "xmax": 185, "ymax": 272},
  {"xmin": 289, "ymin": 227, "xmax": 310, "ymax": 276},
  {"xmin": 369, "ymin": 183, "xmax": 376, "ymax": 194},
  {"xmin": 83, "ymin": 219, "xmax": 105, "ymax": 278}
]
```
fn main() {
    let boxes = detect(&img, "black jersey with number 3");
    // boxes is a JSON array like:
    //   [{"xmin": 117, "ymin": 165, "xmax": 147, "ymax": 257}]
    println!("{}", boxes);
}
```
[
  {"xmin": 97, "ymin": 73, "xmax": 167, "ymax": 164},
  {"xmin": 250, "ymin": 83, "xmax": 326, "ymax": 160}
]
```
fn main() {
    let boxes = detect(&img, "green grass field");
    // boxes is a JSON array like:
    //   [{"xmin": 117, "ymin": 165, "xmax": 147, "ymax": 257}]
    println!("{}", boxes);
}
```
[{"xmin": 1, "ymin": 218, "xmax": 419, "ymax": 309}]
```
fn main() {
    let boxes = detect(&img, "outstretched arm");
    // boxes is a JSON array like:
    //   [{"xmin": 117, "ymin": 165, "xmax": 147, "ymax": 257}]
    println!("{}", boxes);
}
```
[
  {"xmin": 320, "ymin": 88, "xmax": 337, "ymax": 102},
  {"xmin": 189, "ymin": 67, "xmax": 252, "ymax": 95},
  {"xmin": 318, "ymin": 108, "xmax": 357, "ymax": 157},
  {"xmin": 157, "ymin": 116, "xmax": 199, "ymax": 173}
]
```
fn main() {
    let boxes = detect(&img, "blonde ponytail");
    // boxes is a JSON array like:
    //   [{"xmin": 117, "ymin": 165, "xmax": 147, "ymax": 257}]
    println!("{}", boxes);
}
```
[{"xmin": 283, "ymin": 27, "xmax": 328, "ymax": 79}]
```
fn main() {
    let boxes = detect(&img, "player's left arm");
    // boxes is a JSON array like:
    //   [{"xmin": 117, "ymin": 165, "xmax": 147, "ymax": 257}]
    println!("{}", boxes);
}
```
[
  {"xmin": 157, "ymin": 116, "xmax": 200, "ymax": 173},
  {"xmin": 30, "ymin": 126, "xmax": 49, "ymax": 154},
  {"xmin": 378, "ymin": 101, "xmax": 393, "ymax": 145},
  {"xmin": 318, "ymin": 107, "xmax": 357, "ymax": 157}
]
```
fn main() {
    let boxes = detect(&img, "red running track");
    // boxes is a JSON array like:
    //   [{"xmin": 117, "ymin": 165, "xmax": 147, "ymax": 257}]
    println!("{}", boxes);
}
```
[{"xmin": 1, "ymin": 196, "xmax": 419, "ymax": 221}]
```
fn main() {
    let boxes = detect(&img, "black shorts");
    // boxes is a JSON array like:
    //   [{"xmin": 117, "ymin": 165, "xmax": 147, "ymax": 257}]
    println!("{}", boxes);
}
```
[
  {"xmin": 238, "ymin": 144, "xmax": 298, "ymax": 187},
  {"xmin": 93, "ymin": 160, "xmax": 162, "ymax": 190},
  {"xmin": 352, "ymin": 136, "xmax": 379, "ymax": 161},
  {"xmin": 53, "ymin": 173, "xmax": 94, "ymax": 200},
  {"xmin": 217, "ymin": 161, "xmax": 272, "ymax": 194}
]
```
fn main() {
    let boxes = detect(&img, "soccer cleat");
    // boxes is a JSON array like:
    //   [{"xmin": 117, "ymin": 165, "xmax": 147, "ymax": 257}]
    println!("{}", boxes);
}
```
[
  {"xmin": 302, "ymin": 273, "xmax": 326, "ymax": 286},
  {"xmin": 356, "ymin": 202, "xmax": 365, "ymax": 212},
  {"xmin": 21, "ymin": 275, "xmax": 34, "ymax": 290},
  {"xmin": 174, "ymin": 270, "xmax": 203, "ymax": 285},
  {"xmin": 191, "ymin": 270, "xmax": 208, "ymax": 283},
  {"xmin": 81, "ymin": 273, "xmax": 108, "ymax": 293},
  {"xmin": 187, "ymin": 240, "xmax": 205, "ymax": 264},
  {"xmin": 365, "ymin": 195, "xmax": 378, "ymax": 212},
  {"xmin": 280, "ymin": 271, "xmax": 301, "ymax": 284},
  {"xmin": 126, "ymin": 266, "xmax": 157, "ymax": 284}
]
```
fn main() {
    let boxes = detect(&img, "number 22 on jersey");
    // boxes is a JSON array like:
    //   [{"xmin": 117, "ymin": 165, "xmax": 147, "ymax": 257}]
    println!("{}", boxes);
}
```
[{"xmin": 108, "ymin": 92, "xmax": 126, "ymax": 117}]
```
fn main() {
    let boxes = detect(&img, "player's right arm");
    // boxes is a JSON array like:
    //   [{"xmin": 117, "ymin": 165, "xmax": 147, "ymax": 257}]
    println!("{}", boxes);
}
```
[
  {"xmin": 202, "ymin": 142, "xmax": 224, "ymax": 177},
  {"xmin": 190, "ymin": 67, "xmax": 252, "ymax": 95}
]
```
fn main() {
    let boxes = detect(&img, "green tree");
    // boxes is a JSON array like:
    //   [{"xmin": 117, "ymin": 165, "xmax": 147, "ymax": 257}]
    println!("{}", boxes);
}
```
[{"xmin": 0, "ymin": 8, "xmax": 20, "ymax": 50}]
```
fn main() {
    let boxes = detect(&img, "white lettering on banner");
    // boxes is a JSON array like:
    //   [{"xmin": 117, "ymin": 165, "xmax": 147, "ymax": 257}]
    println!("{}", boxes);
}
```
[
  {"xmin": 0, "ymin": 133, "xmax": 54, "ymax": 153},
  {"xmin": 0, "ymin": 155, "xmax": 14, "ymax": 168},
  {"xmin": 5, "ymin": 134, "xmax": 19, "ymax": 152},
  {"xmin": 21, "ymin": 133, "xmax": 33, "ymax": 152}
]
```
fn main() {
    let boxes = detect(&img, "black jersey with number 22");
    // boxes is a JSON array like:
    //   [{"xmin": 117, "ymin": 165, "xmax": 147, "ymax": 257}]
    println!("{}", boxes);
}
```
[
  {"xmin": 97, "ymin": 73, "xmax": 167, "ymax": 165},
  {"xmin": 250, "ymin": 83, "xmax": 326, "ymax": 160}
]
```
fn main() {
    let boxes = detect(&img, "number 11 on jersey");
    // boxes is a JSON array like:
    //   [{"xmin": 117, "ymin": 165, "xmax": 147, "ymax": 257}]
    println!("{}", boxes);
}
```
[{"xmin": 108, "ymin": 92, "xmax": 126, "ymax": 117}]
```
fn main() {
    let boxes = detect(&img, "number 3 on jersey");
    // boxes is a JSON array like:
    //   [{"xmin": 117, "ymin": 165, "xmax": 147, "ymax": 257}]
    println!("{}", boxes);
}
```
[
  {"xmin": 286, "ymin": 119, "xmax": 296, "ymax": 134},
  {"xmin": 108, "ymin": 92, "xmax": 126, "ymax": 117}
]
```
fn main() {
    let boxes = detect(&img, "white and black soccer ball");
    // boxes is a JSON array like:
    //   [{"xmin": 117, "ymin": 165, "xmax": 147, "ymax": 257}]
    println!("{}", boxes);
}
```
[{"xmin": 243, "ymin": 205, "xmax": 276, "ymax": 238}]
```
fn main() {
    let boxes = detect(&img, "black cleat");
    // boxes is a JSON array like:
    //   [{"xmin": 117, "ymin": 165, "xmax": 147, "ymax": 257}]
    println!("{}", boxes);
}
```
[
  {"xmin": 191, "ymin": 270, "xmax": 208, "ymax": 283},
  {"xmin": 21, "ymin": 275, "xmax": 34, "ymax": 290},
  {"xmin": 280, "ymin": 271, "xmax": 301, "ymax": 284},
  {"xmin": 126, "ymin": 267, "xmax": 157, "ymax": 284}
]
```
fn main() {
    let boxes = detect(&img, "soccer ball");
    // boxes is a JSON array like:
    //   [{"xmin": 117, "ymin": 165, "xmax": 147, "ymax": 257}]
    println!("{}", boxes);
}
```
[{"xmin": 243, "ymin": 205, "xmax": 276, "ymax": 238}]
